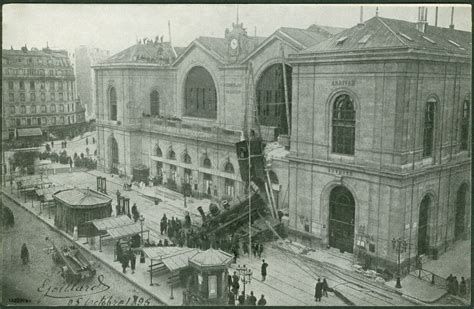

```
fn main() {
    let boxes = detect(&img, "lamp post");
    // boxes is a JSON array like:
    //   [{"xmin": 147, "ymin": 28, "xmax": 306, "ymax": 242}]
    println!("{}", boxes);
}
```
[
  {"xmin": 139, "ymin": 214, "xmax": 145, "ymax": 248},
  {"xmin": 237, "ymin": 264, "xmax": 252, "ymax": 297},
  {"xmin": 392, "ymin": 237, "xmax": 408, "ymax": 289}
]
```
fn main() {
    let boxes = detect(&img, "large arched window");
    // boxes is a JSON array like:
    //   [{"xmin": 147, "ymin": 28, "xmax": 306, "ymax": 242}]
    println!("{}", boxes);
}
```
[
  {"xmin": 167, "ymin": 150, "xmax": 176, "ymax": 160},
  {"xmin": 224, "ymin": 162, "xmax": 234, "ymax": 174},
  {"xmin": 203, "ymin": 157, "xmax": 212, "ymax": 169},
  {"xmin": 155, "ymin": 146, "xmax": 162, "ymax": 157},
  {"xmin": 184, "ymin": 66, "xmax": 217, "ymax": 119},
  {"xmin": 332, "ymin": 94, "xmax": 355, "ymax": 155},
  {"xmin": 183, "ymin": 153, "xmax": 192, "ymax": 164},
  {"xmin": 150, "ymin": 90, "xmax": 160, "ymax": 116},
  {"xmin": 109, "ymin": 87, "xmax": 117, "ymax": 121},
  {"xmin": 423, "ymin": 98, "xmax": 436, "ymax": 157},
  {"xmin": 460, "ymin": 96, "xmax": 470, "ymax": 151},
  {"xmin": 256, "ymin": 63, "xmax": 292, "ymax": 136}
]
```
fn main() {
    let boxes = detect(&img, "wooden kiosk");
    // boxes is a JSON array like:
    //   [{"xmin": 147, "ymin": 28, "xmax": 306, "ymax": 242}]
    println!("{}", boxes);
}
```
[{"xmin": 185, "ymin": 249, "xmax": 233, "ymax": 305}]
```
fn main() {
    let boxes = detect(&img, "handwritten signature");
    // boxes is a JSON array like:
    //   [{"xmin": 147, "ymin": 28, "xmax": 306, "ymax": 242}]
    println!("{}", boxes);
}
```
[{"xmin": 37, "ymin": 274, "xmax": 110, "ymax": 299}]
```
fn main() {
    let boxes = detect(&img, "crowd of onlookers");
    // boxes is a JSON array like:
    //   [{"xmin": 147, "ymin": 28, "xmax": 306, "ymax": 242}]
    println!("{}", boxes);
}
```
[{"xmin": 446, "ymin": 274, "xmax": 468, "ymax": 298}]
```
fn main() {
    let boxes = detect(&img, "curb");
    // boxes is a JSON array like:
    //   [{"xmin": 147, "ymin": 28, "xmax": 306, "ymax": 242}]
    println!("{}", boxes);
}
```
[{"xmin": 1, "ymin": 189, "xmax": 170, "ymax": 306}]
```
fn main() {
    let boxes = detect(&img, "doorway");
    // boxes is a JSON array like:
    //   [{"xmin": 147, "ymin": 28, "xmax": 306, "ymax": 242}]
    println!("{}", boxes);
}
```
[{"xmin": 328, "ymin": 186, "xmax": 355, "ymax": 253}]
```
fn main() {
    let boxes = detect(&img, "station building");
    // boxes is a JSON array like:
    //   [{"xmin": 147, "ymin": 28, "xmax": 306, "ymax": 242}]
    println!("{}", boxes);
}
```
[
  {"xmin": 287, "ymin": 13, "xmax": 471, "ymax": 269},
  {"xmin": 93, "ymin": 23, "xmax": 342, "ymax": 201}
]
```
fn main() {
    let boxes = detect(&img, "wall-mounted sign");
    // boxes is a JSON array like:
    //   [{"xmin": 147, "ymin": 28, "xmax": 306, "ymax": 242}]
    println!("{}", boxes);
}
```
[
  {"xmin": 328, "ymin": 168, "xmax": 353, "ymax": 176},
  {"xmin": 224, "ymin": 82, "xmax": 242, "ymax": 88},
  {"xmin": 332, "ymin": 80, "xmax": 355, "ymax": 87}
]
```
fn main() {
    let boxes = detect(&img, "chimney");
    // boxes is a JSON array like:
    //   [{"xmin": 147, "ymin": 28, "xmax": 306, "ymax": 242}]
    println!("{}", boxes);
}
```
[
  {"xmin": 358, "ymin": 6, "xmax": 364, "ymax": 25},
  {"xmin": 435, "ymin": 7, "xmax": 439, "ymax": 27},
  {"xmin": 416, "ymin": 7, "xmax": 428, "ymax": 33},
  {"xmin": 168, "ymin": 20, "xmax": 172, "ymax": 43},
  {"xmin": 449, "ymin": 7, "xmax": 455, "ymax": 29}
]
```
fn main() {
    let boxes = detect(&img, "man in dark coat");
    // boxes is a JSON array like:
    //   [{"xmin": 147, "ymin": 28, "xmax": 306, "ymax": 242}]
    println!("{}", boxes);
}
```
[
  {"xmin": 315, "ymin": 278, "xmax": 323, "ymax": 302},
  {"xmin": 160, "ymin": 214, "xmax": 167, "ymax": 235},
  {"xmin": 21, "ymin": 243, "xmax": 29, "ymax": 265},
  {"xmin": 257, "ymin": 295, "xmax": 266, "ymax": 306},
  {"xmin": 453, "ymin": 276, "xmax": 459, "ymax": 295},
  {"xmin": 238, "ymin": 291, "xmax": 246, "ymax": 305},
  {"xmin": 129, "ymin": 249, "xmax": 136, "ymax": 274},
  {"xmin": 258, "ymin": 243, "xmax": 264, "ymax": 258},
  {"xmin": 121, "ymin": 253, "xmax": 129, "ymax": 273},
  {"xmin": 459, "ymin": 277, "xmax": 467, "ymax": 297},
  {"xmin": 261, "ymin": 259, "xmax": 268, "ymax": 281},
  {"xmin": 227, "ymin": 290, "xmax": 235, "ymax": 305},
  {"xmin": 322, "ymin": 278, "xmax": 329, "ymax": 297},
  {"xmin": 232, "ymin": 272, "xmax": 240, "ymax": 296},
  {"xmin": 248, "ymin": 291, "xmax": 257, "ymax": 305}
]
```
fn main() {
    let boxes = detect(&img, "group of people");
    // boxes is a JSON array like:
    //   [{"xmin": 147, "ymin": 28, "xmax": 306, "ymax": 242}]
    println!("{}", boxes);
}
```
[
  {"xmin": 228, "ymin": 271, "xmax": 267, "ymax": 306},
  {"xmin": 314, "ymin": 278, "xmax": 330, "ymax": 302},
  {"xmin": 116, "ymin": 246, "xmax": 138, "ymax": 274},
  {"xmin": 446, "ymin": 274, "xmax": 468, "ymax": 298}
]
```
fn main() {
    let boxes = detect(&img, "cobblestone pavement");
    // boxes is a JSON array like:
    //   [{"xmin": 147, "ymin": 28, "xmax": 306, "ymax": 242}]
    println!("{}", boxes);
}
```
[{"xmin": 1, "ymin": 196, "xmax": 163, "ymax": 306}]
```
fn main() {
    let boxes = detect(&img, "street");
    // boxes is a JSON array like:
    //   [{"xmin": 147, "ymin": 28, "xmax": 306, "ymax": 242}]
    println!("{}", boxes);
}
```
[{"xmin": 1, "ymin": 195, "xmax": 163, "ymax": 306}]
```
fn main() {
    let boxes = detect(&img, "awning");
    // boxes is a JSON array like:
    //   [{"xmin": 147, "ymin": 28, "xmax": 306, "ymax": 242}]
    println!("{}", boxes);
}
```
[
  {"xmin": 88, "ymin": 215, "xmax": 134, "ymax": 231},
  {"xmin": 106, "ymin": 223, "xmax": 148, "ymax": 240},
  {"xmin": 17, "ymin": 128, "xmax": 43, "ymax": 137},
  {"xmin": 143, "ymin": 247, "xmax": 200, "ymax": 272}
]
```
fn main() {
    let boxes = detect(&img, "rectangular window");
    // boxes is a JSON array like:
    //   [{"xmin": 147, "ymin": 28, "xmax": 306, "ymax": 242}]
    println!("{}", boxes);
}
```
[
  {"xmin": 42, "ymin": 118, "xmax": 47, "ymax": 124},
  {"xmin": 41, "ymin": 105, "xmax": 47, "ymax": 113},
  {"xmin": 21, "ymin": 118, "xmax": 26, "ymax": 126},
  {"xmin": 40, "ymin": 82, "xmax": 45, "ymax": 90},
  {"xmin": 58, "ymin": 82, "xmax": 63, "ymax": 90},
  {"xmin": 41, "ymin": 93, "xmax": 46, "ymax": 102},
  {"xmin": 60, "ymin": 105, "xmax": 64, "ymax": 112},
  {"xmin": 50, "ymin": 105, "xmax": 56, "ymax": 112},
  {"xmin": 30, "ymin": 81, "xmax": 35, "ymax": 90},
  {"xmin": 20, "ymin": 93, "xmax": 25, "ymax": 102},
  {"xmin": 20, "ymin": 106, "xmax": 26, "ymax": 114},
  {"xmin": 8, "ymin": 81, "xmax": 13, "ymax": 90},
  {"xmin": 19, "ymin": 81, "xmax": 25, "ymax": 90},
  {"xmin": 31, "ymin": 105, "xmax": 36, "ymax": 114},
  {"xmin": 17, "ymin": 119, "xmax": 21, "ymax": 126},
  {"xmin": 59, "ymin": 93, "xmax": 63, "ymax": 101},
  {"xmin": 51, "ymin": 93, "xmax": 55, "ymax": 101},
  {"xmin": 27, "ymin": 118, "xmax": 31, "ymax": 126},
  {"xmin": 9, "ymin": 93, "xmax": 14, "ymax": 102},
  {"xmin": 10, "ymin": 106, "xmax": 15, "ymax": 114},
  {"xmin": 31, "ymin": 93, "xmax": 36, "ymax": 101},
  {"xmin": 52, "ymin": 117, "xmax": 56, "ymax": 125},
  {"xmin": 50, "ymin": 81, "xmax": 55, "ymax": 90}
]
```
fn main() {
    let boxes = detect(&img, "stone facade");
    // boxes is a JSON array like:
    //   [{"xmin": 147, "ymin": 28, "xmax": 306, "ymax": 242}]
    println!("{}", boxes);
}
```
[{"xmin": 287, "ymin": 16, "xmax": 471, "ymax": 269}]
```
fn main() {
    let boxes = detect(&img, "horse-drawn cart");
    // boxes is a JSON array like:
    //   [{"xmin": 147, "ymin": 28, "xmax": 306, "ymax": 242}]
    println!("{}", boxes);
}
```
[{"xmin": 45, "ymin": 238, "xmax": 96, "ymax": 282}]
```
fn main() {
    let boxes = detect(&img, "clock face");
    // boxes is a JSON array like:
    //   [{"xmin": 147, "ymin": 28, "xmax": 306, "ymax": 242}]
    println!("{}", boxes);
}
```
[{"xmin": 230, "ymin": 39, "xmax": 238, "ymax": 50}]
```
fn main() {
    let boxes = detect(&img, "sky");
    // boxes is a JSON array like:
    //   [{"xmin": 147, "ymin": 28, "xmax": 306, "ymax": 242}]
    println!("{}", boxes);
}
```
[{"xmin": 2, "ymin": 4, "xmax": 471, "ymax": 56}]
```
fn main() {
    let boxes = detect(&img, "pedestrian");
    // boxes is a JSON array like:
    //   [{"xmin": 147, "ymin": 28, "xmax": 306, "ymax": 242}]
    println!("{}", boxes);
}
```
[
  {"xmin": 228, "ymin": 289, "xmax": 235, "ymax": 305},
  {"xmin": 248, "ymin": 291, "xmax": 257, "ymax": 306},
  {"xmin": 459, "ymin": 277, "xmax": 467, "ymax": 298},
  {"xmin": 261, "ymin": 259, "xmax": 268, "ymax": 281},
  {"xmin": 322, "ymin": 278, "xmax": 329, "ymax": 297},
  {"xmin": 132, "ymin": 203, "xmax": 139, "ymax": 222},
  {"xmin": 257, "ymin": 294, "xmax": 266, "ymax": 306},
  {"xmin": 69, "ymin": 157, "xmax": 73, "ymax": 169},
  {"xmin": 453, "ymin": 276, "xmax": 459, "ymax": 296},
  {"xmin": 258, "ymin": 243, "xmax": 264, "ymax": 258},
  {"xmin": 121, "ymin": 253, "xmax": 129, "ymax": 273},
  {"xmin": 232, "ymin": 272, "xmax": 240, "ymax": 296},
  {"xmin": 315, "ymin": 278, "xmax": 323, "ymax": 302},
  {"xmin": 447, "ymin": 274, "xmax": 454, "ymax": 293},
  {"xmin": 228, "ymin": 274, "xmax": 233, "ymax": 291},
  {"xmin": 252, "ymin": 242, "xmax": 258, "ymax": 257},
  {"xmin": 51, "ymin": 140, "xmax": 54, "ymax": 147},
  {"xmin": 157, "ymin": 240, "xmax": 163, "ymax": 246},
  {"xmin": 20, "ymin": 243, "xmax": 29, "ymax": 265},
  {"xmin": 238, "ymin": 291, "xmax": 245, "ymax": 305},
  {"xmin": 129, "ymin": 249, "xmax": 136, "ymax": 274}
]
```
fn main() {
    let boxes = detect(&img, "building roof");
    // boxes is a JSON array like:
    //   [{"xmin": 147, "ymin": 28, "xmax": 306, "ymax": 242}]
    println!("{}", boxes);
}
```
[
  {"xmin": 17, "ymin": 128, "xmax": 43, "ymax": 137},
  {"xmin": 195, "ymin": 35, "xmax": 265, "ymax": 63},
  {"xmin": 106, "ymin": 223, "xmax": 147, "ymax": 239},
  {"xmin": 88, "ymin": 215, "xmax": 133, "ymax": 231},
  {"xmin": 306, "ymin": 24, "xmax": 347, "ymax": 36},
  {"xmin": 188, "ymin": 248, "xmax": 234, "ymax": 269},
  {"xmin": 2, "ymin": 47, "xmax": 71, "ymax": 67},
  {"xmin": 279, "ymin": 26, "xmax": 343, "ymax": 48},
  {"xmin": 103, "ymin": 41, "xmax": 180, "ymax": 65},
  {"xmin": 300, "ymin": 16, "xmax": 471, "ymax": 57},
  {"xmin": 53, "ymin": 188, "xmax": 112, "ymax": 208}
]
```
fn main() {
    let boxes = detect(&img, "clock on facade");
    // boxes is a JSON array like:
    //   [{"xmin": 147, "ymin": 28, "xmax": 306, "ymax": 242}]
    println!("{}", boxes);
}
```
[{"xmin": 230, "ymin": 39, "xmax": 238, "ymax": 50}]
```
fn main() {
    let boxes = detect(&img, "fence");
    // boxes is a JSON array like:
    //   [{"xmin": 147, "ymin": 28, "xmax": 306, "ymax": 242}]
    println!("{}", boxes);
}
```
[{"xmin": 412, "ymin": 268, "xmax": 447, "ymax": 290}]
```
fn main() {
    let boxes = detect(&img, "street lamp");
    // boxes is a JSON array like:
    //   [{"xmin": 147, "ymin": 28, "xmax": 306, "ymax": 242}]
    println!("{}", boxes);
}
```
[
  {"xmin": 237, "ymin": 264, "xmax": 253, "ymax": 296},
  {"xmin": 392, "ymin": 237, "xmax": 408, "ymax": 289},
  {"xmin": 139, "ymin": 214, "xmax": 145, "ymax": 247}
]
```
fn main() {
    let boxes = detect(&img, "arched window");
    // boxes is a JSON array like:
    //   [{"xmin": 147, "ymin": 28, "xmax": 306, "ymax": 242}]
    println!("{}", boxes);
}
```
[
  {"xmin": 460, "ymin": 96, "xmax": 470, "ymax": 151},
  {"xmin": 256, "ymin": 63, "xmax": 292, "ymax": 136},
  {"xmin": 224, "ymin": 162, "xmax": 234, "ymax": 174},
  {"xmin": 332, "ymin": 94, "xmax": 355, "ymax": 155},
  {"xmin": 423, "ymin": 98, "xmax": 436, "ymax": 157},
  {"xmin": 183, "ymin": 153, "xmax": 192, "ymax": 164},
  {"xmin": 184, "ymin": 66, "xmax": 217, "ymax": 119},
  {"xmin": 150, "ymin": 90, "xmax": 160, "ymax": 116},
  {"xmin": 203, "ymin": 157, "xmax": 212, "ymax": 169},
  {"xmin": 155, "ymin": 146, "xmax": 162, "ymax": 157},
  {"xmin": 109, "ymin": 87, "xmax": 117, "ymax": 121},
  {"xmin": 168, "ymin": 150, "xmax": 176, "ymax": 160},
  {"xmin": 418, "ymin": 195, "xmax": 431, "ymax": 255}
]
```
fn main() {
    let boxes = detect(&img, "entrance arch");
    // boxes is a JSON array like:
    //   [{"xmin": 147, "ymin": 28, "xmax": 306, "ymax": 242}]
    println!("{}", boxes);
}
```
[
  {"xmin": 256, "ymin": 63, "xmax": 292, "ymax": 137},
  {"xmin": 455, "ymin": 183, "xmax": 468, "ymax": 241},
  {"xmin": 328, "ymin": 186, "xmax": 355, "ymax": 253},
  {"xmin": 418, "ymin": 195, "xmax": 432, "ymax": 255},
  {"xmin": 109, "ymin": 136, "xmax": 119, "ymax": 174}
]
